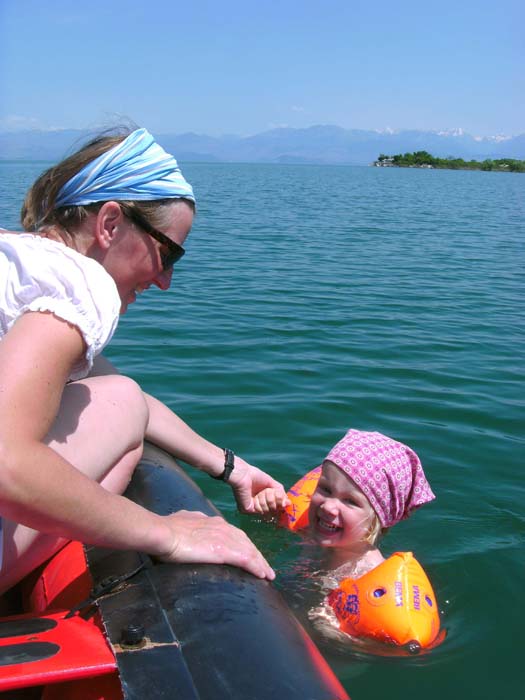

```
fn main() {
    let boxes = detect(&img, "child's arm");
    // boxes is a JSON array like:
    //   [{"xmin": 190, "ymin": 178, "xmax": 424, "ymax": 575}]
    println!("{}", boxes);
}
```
[{"xmin": 253, "ymin": 487, "xmax": 291, "ymax": 515}]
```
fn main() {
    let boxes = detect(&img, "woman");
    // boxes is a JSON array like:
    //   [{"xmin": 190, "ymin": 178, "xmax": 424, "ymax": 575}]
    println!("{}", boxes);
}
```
[{"xmin": 0, "ymin": 127, "xmax": 287, "ymax": 595}]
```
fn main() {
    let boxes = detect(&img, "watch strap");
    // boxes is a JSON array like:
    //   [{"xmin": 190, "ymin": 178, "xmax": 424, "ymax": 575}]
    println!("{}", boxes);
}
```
[{"xmin": 211, "ymin": 448, "xmax": 235, "ymax": 482}]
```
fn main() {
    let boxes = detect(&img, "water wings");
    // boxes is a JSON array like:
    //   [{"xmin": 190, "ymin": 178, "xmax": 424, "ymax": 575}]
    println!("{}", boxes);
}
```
[{"xmin": 328, "ymin": 551, "xmax": 442, "ymax": 652}]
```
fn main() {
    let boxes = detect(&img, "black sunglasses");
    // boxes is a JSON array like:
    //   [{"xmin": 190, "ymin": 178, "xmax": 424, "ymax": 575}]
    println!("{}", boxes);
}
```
[{"xmin": 120, "ymin": 204, "xmax": 186, "ymax": 271}]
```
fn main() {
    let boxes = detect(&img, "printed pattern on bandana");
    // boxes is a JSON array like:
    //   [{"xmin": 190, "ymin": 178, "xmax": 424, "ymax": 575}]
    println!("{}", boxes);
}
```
[{"xmin": 325, "ymin": 429, "xmax": 435, "ymax": 528}]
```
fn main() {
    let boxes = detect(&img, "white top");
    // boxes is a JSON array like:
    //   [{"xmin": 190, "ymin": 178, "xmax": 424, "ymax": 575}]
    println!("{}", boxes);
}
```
[
  {"xmin": 0, "ymin": 232, "xmax": 121, "ymax": 380},
  {"xmin": 0, "ymin": 232, "xmax": 121, "ymax": 571}
]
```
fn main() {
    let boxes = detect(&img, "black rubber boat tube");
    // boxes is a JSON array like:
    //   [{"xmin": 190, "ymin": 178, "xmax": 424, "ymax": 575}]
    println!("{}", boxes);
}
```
[{"xmin": 84, "ymin": 443, "xmax": 349, "ymax": 700}]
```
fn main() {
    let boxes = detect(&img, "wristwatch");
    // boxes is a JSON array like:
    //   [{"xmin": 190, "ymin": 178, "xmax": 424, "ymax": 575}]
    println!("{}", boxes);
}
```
[{"xmin": 211, "ymin": 448, "xmax": 235, "ymax": 482}]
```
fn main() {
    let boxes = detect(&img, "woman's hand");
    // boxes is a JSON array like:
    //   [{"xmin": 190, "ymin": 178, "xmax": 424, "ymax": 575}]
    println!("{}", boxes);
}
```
[
  {"xmin": 156, "ymin": 510, "xmax": 275, "ymax": 580},
  {"xmin": 227, "ymin": 457, "xmax": 290, "ymax": 515}
]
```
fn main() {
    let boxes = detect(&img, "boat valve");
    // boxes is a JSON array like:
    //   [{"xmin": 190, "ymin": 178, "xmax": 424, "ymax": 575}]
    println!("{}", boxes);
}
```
[{"xmin": 121, "ymin": 623, "xmax": 146, "ymax": 648}]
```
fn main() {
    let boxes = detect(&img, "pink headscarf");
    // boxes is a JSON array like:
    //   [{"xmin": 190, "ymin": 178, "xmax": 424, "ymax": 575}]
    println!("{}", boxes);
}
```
[{"xmin": 324, "ymin": 429, "xmax": 435, "ymax": 528}]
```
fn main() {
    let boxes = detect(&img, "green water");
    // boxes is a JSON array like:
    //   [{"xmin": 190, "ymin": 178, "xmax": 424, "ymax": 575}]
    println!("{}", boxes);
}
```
[{"xmin": 1, "ymin": 160, "xmax": 523, "ymax": 698}]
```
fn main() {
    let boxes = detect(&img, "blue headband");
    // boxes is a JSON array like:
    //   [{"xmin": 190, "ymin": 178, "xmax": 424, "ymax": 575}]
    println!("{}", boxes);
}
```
[{"xmin": 55, "ymin": 128, "xmax": 195, "ymax": 207}]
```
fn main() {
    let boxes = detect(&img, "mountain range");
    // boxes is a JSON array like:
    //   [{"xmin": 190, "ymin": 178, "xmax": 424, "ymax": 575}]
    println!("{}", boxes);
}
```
[{"xmin": 1, "ymin": 125, "xmax": 524, "ymax": 165}]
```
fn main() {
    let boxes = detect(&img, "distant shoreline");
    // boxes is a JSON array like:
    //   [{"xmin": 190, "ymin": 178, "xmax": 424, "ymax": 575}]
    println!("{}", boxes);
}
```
[{"xmin": 374, "ymin": 151, "xmax": 524, "ymax": 173}]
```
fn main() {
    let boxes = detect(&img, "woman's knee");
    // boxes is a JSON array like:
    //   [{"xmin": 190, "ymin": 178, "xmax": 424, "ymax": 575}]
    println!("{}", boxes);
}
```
[
  {"xmin": 46, "ymin": 374, "xmax": 149, "ymax": 469},
  {"xmin": 100, "ymin": 375, "xmax": 149, "ymax": 435},
  {"xmin": 88, "ymin": 374, "xmax": 149, "ymax": 453}
]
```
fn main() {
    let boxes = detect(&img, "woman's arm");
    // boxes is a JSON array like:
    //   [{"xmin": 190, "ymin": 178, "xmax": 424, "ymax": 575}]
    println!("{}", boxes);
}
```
[
  {"xmin": 0, "ymin": 313, "xmax": 274, "ymax": 579},
  {"xmin": 143, "ymin": 392, "xmax": 289, "ymax": 513},
  {"xmin": 0, "ymin": 312, "xmax": 164, "ymax": 551},
  {"xmin": 91, "ymin": 356, "xmax": 289, "ymax": 514}
]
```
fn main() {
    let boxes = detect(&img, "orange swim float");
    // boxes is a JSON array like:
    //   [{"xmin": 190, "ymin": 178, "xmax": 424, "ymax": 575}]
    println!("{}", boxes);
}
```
[
  {"xmin": 328, "ymin": 552, "xmax": 442, "ymax": 650},
  {"xmin": 279, "ymin": 466, "xmax": 321, "ymax": 531},
  {"xmin": 280, "ymin": 468, "xmax": 443, "ymax": 651}
]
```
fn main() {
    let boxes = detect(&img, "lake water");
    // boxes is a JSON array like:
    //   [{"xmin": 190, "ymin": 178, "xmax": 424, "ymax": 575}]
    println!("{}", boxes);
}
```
[{"xmin": 1, "ymin": 159, "xmax": 523, "ymax": 699}]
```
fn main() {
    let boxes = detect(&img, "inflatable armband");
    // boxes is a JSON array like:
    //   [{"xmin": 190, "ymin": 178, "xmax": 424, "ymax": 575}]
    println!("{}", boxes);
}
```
[
  {"xmin": 279, "ymin": 466, "xmax": 321, "ymax": 531},
  {"xmin": 328, "ymin": 551, "xmax": 441, "ymax": 651}
]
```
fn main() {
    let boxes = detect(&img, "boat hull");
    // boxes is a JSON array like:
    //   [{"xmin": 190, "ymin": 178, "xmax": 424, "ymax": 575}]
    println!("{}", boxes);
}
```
[{"xmin": 0, "ymin": 443, "xmax": 349, "ymax": 700}]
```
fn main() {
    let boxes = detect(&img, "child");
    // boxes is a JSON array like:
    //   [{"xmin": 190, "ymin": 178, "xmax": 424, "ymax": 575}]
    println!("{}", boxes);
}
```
[
  {"xmin": 255, "ymin": 428, "xmax": 435, "ymax": 577},
  {"xmin": 257, "ymin": 429, "xmax": 440, "ymax": 650}
]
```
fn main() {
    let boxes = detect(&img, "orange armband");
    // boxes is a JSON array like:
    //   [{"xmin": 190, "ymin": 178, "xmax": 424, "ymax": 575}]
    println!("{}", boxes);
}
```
[
  {"xmin": 328, "ymin": 552, "xmax": 444, "ymax": 651},
  {"xmin": 279, "ymin": 466, "xmax": 321, "ymax": 531}
]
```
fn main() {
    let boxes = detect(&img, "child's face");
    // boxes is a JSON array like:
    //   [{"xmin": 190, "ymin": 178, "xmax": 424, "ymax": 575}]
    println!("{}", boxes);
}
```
[{"xmin": 308, "ymin": 460, "xmax": 377, "ymax": 548}]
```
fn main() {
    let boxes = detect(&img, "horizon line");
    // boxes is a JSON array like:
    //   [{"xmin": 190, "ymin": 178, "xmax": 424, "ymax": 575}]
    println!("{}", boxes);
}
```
[{"xmin": 0, "ymin": 123, "xmax": 522, "ymax": 141}]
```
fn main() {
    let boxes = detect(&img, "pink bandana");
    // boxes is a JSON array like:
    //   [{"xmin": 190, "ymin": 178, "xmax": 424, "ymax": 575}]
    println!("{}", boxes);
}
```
[{"xmin": 325, "ymin": 429, "xmax": 435, "ymax": 528}]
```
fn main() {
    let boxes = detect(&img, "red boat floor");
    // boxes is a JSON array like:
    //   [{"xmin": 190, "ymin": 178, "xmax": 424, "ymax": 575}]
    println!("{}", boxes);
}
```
[
  {"xmin": 0, "ymin": 541, "xmax": 117, "ymax": 693},
  {"xmin": 0, "ymin": 609, "xmax": 116, "ymax": 691}
]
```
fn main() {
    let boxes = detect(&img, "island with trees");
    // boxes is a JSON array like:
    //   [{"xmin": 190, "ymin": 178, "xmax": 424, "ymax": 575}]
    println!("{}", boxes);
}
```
[{"xmin": 374, "ymin": 151, "xmax": 524, "ymax": 172}]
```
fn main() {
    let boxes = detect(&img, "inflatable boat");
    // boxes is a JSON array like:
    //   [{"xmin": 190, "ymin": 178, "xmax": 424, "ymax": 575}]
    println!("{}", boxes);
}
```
[{"xmin": 0, "ymin": 443, "xmax": 349, "ymax": 699}]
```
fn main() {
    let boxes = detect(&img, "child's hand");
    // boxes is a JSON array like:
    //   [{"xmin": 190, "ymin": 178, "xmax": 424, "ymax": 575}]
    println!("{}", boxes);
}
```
[
  {"xmin": 253, "ymin": 487, "xmax": 290, "ymax": 515},
  {"xmin": 227, "ymin": 458, "xmax": 289, "ymax": 515}
]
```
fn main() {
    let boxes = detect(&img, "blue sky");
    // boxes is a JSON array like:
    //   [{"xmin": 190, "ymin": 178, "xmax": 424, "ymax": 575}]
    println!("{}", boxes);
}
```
[{"xmin": 0, "ymin": 0, "xmax": 523, "ymax": 137}]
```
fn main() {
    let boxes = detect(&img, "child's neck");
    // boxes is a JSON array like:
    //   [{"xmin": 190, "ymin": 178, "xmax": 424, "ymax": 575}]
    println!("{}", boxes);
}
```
[{"xmin": 326, "ymin": 541, "xmax": 384, "ymax": 573}]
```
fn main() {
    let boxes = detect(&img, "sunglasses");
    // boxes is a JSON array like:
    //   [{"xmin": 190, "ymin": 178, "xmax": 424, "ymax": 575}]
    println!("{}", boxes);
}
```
[{"xmin": 120, "ymin": 204, "xmax": 186, "ymax": 271}]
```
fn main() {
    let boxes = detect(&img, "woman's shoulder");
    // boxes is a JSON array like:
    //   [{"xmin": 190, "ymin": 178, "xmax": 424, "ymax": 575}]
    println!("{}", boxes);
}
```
[
  {"xmin": 1, "ymin": 231, "xmax": 82, "ymax": 266},
  {"xmin": 1, "ymin": 232, "xmax": 117, "ymax": 296},
  {"xmin": 1, "ymin": 232, "xmax": 121, "ymax": 380}
]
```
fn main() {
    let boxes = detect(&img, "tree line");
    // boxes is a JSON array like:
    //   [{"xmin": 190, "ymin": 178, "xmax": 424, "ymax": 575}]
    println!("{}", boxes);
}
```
[{"xmin": 375, "ymin": 151, "xmax": 525, "ymax": 172}]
